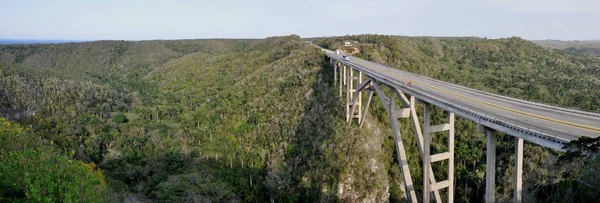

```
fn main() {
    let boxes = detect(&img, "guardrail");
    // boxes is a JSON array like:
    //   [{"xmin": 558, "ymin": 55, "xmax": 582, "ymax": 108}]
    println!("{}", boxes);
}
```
[{"xmin": 395, "ymin": 67, "xmax": 600, "ymax": 118}]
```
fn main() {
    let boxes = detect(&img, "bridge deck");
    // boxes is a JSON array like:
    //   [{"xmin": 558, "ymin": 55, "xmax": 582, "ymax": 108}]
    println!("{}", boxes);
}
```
[{"xmin": 326, "ymin": 51, "xmax": 600, "ymax": 150}]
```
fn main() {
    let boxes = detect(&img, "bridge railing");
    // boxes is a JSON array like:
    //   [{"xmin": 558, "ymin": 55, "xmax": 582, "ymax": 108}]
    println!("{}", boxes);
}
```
[{"xmin": 393, "ymin": 66, "xmax": 600, "ymax": 118}]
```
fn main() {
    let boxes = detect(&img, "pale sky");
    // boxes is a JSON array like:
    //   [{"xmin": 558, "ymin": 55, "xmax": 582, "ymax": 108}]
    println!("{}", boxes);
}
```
[{"xmin": 1, "ymin": 0, "xmax": 598, "ymax": 41}]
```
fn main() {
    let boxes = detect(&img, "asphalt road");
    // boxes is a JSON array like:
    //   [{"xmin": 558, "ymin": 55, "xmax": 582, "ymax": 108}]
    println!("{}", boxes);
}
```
[{"xmin": 326, "ymin": 51, "xmax": 600, "ymax": 142}]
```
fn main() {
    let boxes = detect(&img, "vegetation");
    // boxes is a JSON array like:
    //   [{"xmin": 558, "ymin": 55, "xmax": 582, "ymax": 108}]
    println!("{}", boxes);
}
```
[
  {"xmin": 1, "ymin": 34, "xmax": 599, "ymax": 202},
  {"xmin": 0, "ymin": 36, "xmax": 396, "ymax": 202},
  {"xmin": 0, "ymin": 118, "xmax": 108, "ymax": 202},
  {"xmin": 533, "ymin": 39, "xmax": 600, "ymax": 57}
]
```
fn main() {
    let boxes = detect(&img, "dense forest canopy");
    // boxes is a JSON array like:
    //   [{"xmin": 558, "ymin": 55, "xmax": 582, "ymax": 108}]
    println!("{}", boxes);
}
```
[
  {"xmin": 533, "ymin": 40, "xmax": 600, "ymax": 58},
  {"xmin": 1, "ymin": 35, "xmax": 599, "ymax": 202},
  {"xmin": 1, "ymin": 36, "xmax": 394, "ymax": 202}
]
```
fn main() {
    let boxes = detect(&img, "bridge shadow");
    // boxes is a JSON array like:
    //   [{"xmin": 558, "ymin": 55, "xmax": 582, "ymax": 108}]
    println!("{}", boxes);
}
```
[
  {"xmin": 100, "ymin": 151, "xmax": 268, "ymax": 202},
  {"xmin": 282, "ymin": 56, "xmax": 344, "ymax": 202}
]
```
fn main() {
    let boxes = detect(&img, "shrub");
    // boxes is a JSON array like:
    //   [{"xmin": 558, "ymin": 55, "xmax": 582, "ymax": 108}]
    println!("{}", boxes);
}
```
[
  {"xmin": 112, "ymin": 113, "xmax": 128, "ymax": 123},
  {"xmin": 0, "ymin": 118, "xmax": 109, "ymax": 202}
]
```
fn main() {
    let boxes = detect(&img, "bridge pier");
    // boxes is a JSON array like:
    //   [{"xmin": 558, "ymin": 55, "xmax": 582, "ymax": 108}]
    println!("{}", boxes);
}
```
[
  {"xmin": 333, "ymin": 60, "xmax": 364, "ymax": 124},
  {"xmin": 343, "ymin": 64, "xmax": 347, "ymax": 86},
  {"xmin": 347, "ymin": 69, "xmax": 362, "ymax": 123},
  {"xmin": 369, "ymin": 84, "xmax": 456, "ymax": 203},
  {"xmin": 485, "ymin": 128, "xmax": 496, "ymax": 203},
  {"xmin": 349, "ymin": 74, "xmax": 368, "ymax": 125},
  {"xmin": 330, "ymin": 59, "xmax": 459, "ymax": 203},
  {"xmin": 337, "ymin": 66, "xmax": 454, "ymax": 203},
  {"xmin": 423, "ymin": 103, "xmax": 455, "ymax": 203},
  {"xmin": 371, "ymin": 82, "xmax": 418, "ymax": 203},
  {"xmin": 514, "ymin": 137, "xmax": 523, "ymax": 202},
  {"xmin": 478, "ymin": 125, "xmax": 523, "ymax": 203},
  {"xmin": 345, "ymin": 66, "xmax": 353, "ymax": 122},
  {"xmin": 408, "ymin": 96, "xmax": 443, "ymax": 203},
  {"xmin": 339, "ymin": 63, "xmax": 343, "ymax": 97},
  {"xmin": 333, "ymin": 60, "xmax": 337, "ymax": 86}
]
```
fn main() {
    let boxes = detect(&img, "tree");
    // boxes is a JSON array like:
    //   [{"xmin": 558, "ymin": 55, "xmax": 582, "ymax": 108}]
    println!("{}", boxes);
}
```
[{"xmin": 112, "ymin": 113, "xmax": 128, "ymax": 123}]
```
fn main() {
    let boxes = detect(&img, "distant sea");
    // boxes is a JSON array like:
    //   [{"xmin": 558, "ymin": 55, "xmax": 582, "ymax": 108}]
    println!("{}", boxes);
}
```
[{"xmin": 0, "ymin": 39, "xmax": 87, "ymax": 45}]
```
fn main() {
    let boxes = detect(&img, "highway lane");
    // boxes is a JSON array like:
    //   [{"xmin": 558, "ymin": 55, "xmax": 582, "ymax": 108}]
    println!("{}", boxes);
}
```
[{"xmin": 326, "ymin": 51, "xmax": 600, "ymax": 142}]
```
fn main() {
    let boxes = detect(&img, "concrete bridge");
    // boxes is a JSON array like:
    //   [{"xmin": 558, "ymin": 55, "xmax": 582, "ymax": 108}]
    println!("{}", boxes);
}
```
[{"xmin": 324, "ymin": 49, "xmax": 600, "ymax": 203}]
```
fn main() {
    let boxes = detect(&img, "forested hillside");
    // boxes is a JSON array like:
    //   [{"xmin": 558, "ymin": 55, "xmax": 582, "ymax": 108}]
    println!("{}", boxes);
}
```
[
  {"xmin": 314, "ymin": 35, "xmax": 600, "ymax": 202},
  {"xmin": 1, "ymin": 35, "xmax": 599, "ymax": 202},
  {"xmin": 0, "ymin": 36, "xmax": 403, "ymax": 202},
  {"xmin": 533, "ymin": 40, "xmax": 600, "ymax": 57},
  {"xmin": 0, "ymin": 118, "xmax": 108, "ymax": 202}
]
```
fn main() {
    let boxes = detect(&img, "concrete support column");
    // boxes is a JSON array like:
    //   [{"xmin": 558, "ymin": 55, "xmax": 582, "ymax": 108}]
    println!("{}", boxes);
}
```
[
  {"xmin": 359, "ymin": 89, "xmax": 373, "ymax": 127},
  {"xmin": 346, "ymin": 67, "xmax": 353, "ymax": 122},
  {"xmin": 343, "ymin": 65, "xmax": 347, "ymax": 86},
  {"xmin": 423, "ymin": 103, "xmax": 432, "ymax": 203},
  {"xmin": 422, "ymin": 104, "xmax": 454, "ymax": 203},
  {"xmin": 486, "ymin": 129, "xmax": 496, "ymax": 203},
  {"xmin": 409, "ymin": 96, "xmax": 442, "ymax": 203},
  {"xmin": 334, "ymin": 61, "xmax": 337, "ymax": 86},
  {"xmin": 372, "ymin": 83, "xmax": 417, "ymax": 203},
  {"xmin": 514, "ymin": 138, "xmax": 523, "ymax": 202},
  {"xmin": 356, "ymin": 71, "xmax": 363, "ymax": 123},
  {"xmin": 339, "ymin": 63, "xmax": 343, "ymax": 97},
  {"xmin": 448, "ymin": 112, "xmax": 455, "ymax": 202},
  {"xmin": 390, "ymin": 89, "xmax": 418, "ymax": 203}
]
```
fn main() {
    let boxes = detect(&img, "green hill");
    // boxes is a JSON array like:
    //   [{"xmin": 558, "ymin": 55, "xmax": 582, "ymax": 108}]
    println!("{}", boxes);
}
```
[
  {"xmin": 0, "ymin": 36, "xmax": 397, "ymax": 202},
  {"xmin": 1, "ymin": 35, "xmax": 599, "ymax": 202},
  {"xmin": 532, "ymin": 39, "xmax": 600, "ymax": 57}
]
